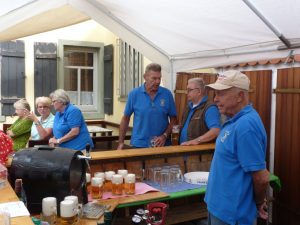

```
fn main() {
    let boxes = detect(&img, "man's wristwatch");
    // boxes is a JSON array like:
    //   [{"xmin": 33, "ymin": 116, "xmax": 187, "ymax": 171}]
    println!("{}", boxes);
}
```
[
  {"xmin": 34, "ymin": 121, "xmax": 41, "ymax": 126},
  {"xmin": 57, "ymin": 138, "xmax": 61, "ymax": 144},
  {"xmin": 163, "ymin": 133, "xmax": 168, "ymax": 139}
]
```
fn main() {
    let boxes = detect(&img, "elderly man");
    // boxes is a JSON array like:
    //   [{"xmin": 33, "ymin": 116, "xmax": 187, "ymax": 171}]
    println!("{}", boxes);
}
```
[
  {"xmin": 205, "ymin": 70, "xmax": 270, "ymax": 225},
  {"xmin": 117, "ymin": 63, "xmax": 177, "ymax": 149},
  {"xmin": 179, "ymin": 78, "xmax": 220, "ymax": 145}
]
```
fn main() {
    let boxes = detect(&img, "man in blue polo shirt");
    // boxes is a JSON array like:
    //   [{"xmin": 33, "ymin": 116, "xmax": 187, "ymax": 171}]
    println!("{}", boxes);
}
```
[
  {"xmin": 205, "ymin": 70, "xmax": 270, "ymax": 225},
  {"xmin": 179, "ymin": 77, "xmax": 220, "ymax": 145},
  {"xmin": 117, "ymin": 63, "xmax": 177, "ymax": 149}
]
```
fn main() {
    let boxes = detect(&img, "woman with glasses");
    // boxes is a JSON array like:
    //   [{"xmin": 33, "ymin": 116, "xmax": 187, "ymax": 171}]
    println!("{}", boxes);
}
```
[
  {"xmin": 6, "ymin": 99, "xmax": 33, "ymax": 151},
  {"xmin": 48, "ymin": 89, "xmax": 94, "ymax": 151},
  {"xmin": 27, "ymin": 97, "xmax": 54, "ymax": 140}
]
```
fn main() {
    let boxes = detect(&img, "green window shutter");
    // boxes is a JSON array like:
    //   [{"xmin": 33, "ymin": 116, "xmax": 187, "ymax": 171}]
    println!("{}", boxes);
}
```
[
  {"xmin": 104, "ymin": 44, "xmax": 113, "ymax": 115},
  {"xmin": 34, "ymin": 42, "xmax": 57, "ymax": 98},
  {"xmin": 0, "ymin": 40, "xmax": 25, "ymax": 116}
]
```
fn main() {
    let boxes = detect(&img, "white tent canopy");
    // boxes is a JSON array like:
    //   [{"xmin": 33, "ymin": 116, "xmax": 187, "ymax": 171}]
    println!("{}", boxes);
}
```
[{"xmin": 1, "ymin": 0, "xmax": 300, "ymax": 89}]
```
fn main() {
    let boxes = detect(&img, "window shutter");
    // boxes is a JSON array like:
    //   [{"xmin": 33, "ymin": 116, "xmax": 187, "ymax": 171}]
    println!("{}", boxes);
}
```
[
  {"xmin": 34, "ymin": 42, "xmax": 57, "ymax": 98},
  {"xmin": 0, "ymin": 40, "xmax": 25, "ymax": 116},
  {"xmin": 104, "ymin": 44, "xmax": 113, "ymax": 115}
]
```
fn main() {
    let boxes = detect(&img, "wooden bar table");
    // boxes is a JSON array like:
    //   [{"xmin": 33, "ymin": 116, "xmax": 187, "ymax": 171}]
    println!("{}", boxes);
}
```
[
  {"xmin": 0, "ymin": 181, "xmax": 33, "ymax": 225},
  {"xmin": 90, "ymin": 143, "xmax": 215, "ymax": 161},
  {"xmin": 90, "ymin": 143, "xmax": 215, "ymax": 175}
]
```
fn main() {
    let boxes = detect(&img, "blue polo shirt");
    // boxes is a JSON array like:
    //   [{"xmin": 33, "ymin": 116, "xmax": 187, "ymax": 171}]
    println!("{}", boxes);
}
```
[
  {"xmin": 53, "ymin": 103, "xmax": 94, "ymax": 150},
  {"xmin": 179, "ymin": 96, "xmax": 220, "ymax": 143},
  {"xmin": 204, "ymin": 105, "xmax": 267, "ymax": 225},
  {"xmin": 124, "ymin": 85, "xmax": 177, "ymax": 147}
]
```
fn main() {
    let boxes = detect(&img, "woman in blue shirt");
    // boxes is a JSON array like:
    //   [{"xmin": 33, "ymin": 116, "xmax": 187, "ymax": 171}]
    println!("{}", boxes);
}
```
[{"xmin": 48, "ymin": 89, "xmax": 94, "ymax": 151}]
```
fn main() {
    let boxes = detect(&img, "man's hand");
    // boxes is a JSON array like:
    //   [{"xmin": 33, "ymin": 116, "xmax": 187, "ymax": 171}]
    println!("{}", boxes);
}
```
[
  {"xmin": 181, "ymin": 139, "xmax": 199, "ymax": 146},
  {"xmin": 154, "ymin": 135, "xmax": 167, "ymax": 147},
  {"xmin": 117, "ymin": 143, "xmax": 124, "ymax": 150},
  {"xmin": 257, "ymin": 201, "xmax": 268, "ymax": 220}
]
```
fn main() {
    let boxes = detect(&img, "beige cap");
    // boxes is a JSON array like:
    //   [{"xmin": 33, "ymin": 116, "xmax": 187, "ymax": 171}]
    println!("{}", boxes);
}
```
[{"xmin": 206, "ymin": 70, "xmax": 250, "ymax": 91}]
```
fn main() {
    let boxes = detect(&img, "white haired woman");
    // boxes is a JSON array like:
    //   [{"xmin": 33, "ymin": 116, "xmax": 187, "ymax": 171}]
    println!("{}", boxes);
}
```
[
  {"xmin": 26, "ymin": 96, "xmax": 54, "ymax": 140},
  {"xmin": 48, "ymin": 89, "xmax": 94, "ymax": 151},
  {"xmin": 6, "ymin": 99, "xmax": 33, "ymax": 151}
]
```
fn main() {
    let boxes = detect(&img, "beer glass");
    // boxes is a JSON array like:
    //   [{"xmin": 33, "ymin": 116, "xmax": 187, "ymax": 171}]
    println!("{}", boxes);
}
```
[
  {"xmin": 149, "ymin": 136, "xmax": 157, "ymax": 147},
  {"xmin": 104, "ymin": 171, "xmax": 115, "ymax": 192},
  {"xmin": 117, "ymin": 169, "xmax": 128, "ymax": 178},
  {"xmin": 172, "ymin": 125, "xmax": 180, "ymax": 145},
  {"xmin": 64, "ymin": 195, "xmax": 82, "ymax": 220},
  {"xmin": 86, "ymin": 173, "xmax": 91, "ymax": 195},
  {"xmin": 153, "ymin": 167, "xmax": 162, "ymax": 187},
  {"xmin": 91, "ymin": 177, "xmax": 103, "ymax": 199},
  {"xmin": 112, "ymin": 174, "xmax": 123, "ymax": 195},
  {"xmin": 160, "ymin": 168, "xmax": 170, "ymax": 190},
  {"xmin": 41, "ymin": 197, "xmax": 57, "ymax": 225},
  {"xmin": 94, "ymin": 172, "xmax": 105, "ymax": 180},
  {"xmin": 124, "ymin": 174, "xmax": 136, "ymax": 195},
  {"xmin": 60, "ymin": 200, "xmax": 77, "ymax": 225}
]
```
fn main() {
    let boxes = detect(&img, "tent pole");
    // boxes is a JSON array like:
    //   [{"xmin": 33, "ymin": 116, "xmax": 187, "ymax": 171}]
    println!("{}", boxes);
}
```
[{"xmin": 243, "ymin": 0, "xmax": 291, "ymax": 48}]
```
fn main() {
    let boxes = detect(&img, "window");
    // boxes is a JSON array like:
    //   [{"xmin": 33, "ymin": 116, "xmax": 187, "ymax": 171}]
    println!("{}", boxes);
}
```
[
  {"xmin": 118, "ymin": 39, "xmax": 143, "ymax": 99},
  {"xmin": 58, "ymin": 40, "xmax": 104, "ymax": 119}
]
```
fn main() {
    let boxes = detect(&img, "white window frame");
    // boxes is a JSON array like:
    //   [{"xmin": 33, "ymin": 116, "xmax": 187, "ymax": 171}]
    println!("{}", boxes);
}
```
[
  {"xmin": 58, "ymin": 40, "xmax": 104, "ymax": 119},
  {"xmin": 118, "ymin": 39, "xmax": 143, "ymax": 100}
]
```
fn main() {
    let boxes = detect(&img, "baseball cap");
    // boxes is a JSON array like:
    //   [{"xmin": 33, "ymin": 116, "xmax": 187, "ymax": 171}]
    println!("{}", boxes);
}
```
[{"xmin": 206, "ymin": 70, "xmax": 250, "ymax": 91}]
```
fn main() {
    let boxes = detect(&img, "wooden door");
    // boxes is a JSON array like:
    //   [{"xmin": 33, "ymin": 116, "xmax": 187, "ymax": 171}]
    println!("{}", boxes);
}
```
[{"xmin": 273, "ymin": 67, "xmax": 300, "ymax": 225}]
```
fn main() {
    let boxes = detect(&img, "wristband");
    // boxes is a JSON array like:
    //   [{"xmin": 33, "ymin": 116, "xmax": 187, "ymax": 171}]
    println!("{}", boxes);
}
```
[
  {"xmin": 57, "ymin": 138, "xmax": 61, "ymax": 144},
  {"xmin": 163, "ymin": 133, "xmax": 168, "ymax": 138},
  {"xmin": 34, "ymin": 121, "xmax": 41, "ymax": 126}
]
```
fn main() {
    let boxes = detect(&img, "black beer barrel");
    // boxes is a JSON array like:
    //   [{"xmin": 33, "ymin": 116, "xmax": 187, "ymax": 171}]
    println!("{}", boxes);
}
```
[{"xmin": 10, "ymin": 146, "xmax": 88, "ymax": 214}]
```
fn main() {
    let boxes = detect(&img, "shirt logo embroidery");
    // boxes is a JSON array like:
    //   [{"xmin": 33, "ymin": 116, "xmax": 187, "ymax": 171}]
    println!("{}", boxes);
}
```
[
  {"xmin": 221, "ymin": 130, "xmax": 230, "ymax": 142},
  {"xmin": 160, "ymin": 99, "xmax": 165, "ymax": 107}
]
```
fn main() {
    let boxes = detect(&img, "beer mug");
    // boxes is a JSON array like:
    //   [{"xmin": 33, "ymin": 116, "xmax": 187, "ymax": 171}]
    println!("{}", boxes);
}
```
[
  {"xmin": 94, "ymin": 172, "xmax": 105, "ymax": 180},
  {"xmin": 117, "ymin": 169, "xmax": 128, "ymax": 178},
  {"xmin": 91, "ymin": 177, "xmax": 104, "ymax": 199},
  {"xmin": 149, "ymin": 136, "xmax": 157, "ymax": 147},
  {"xmin": 60, "ymin": 200, "xmax": 77, "ymax": 225},
  {"xmin": 104, "ymin": 171, "xmax": 115, "ymax": 192},
  {"xmin": 112, "ymin": 174, "xmax": 123, "ymax": 195},
  {"xmin": 160, "ymin": 168, "xmax": 170, "ymax": 190},
  {"xmin": 124, "ymin": 174, "xmax": 136, "ymax": 195},
  {"xmin": 172, "ymin": 125, "xmax": 180, "ymax": 145},
  {"xmin": 86, "ymin": 173, "xmax": 91, "ymax": 195},
  {"xmin": 41, "ymin": 197, "xmax": 57, "ymax": 225},
  {"xmin": 64, "ymin": 195, "xmax": 82, "ymax": 219}
]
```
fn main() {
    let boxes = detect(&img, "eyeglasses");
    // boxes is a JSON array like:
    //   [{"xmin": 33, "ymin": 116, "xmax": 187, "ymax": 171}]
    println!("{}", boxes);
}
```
[
  {"xmin": 186, "ymin": 88, "xmax": 200, "ymax": 93},
  {"xmin": 38, "ymin": 106, "xmax": 49, "ymax": 109}
]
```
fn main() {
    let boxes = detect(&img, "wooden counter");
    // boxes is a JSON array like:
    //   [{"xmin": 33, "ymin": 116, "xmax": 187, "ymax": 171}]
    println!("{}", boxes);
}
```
[
  {"xmin": 90, "ymin": 143, "xmax": 215, "ymax": 161},
  {"xmin": 0, "ymin": 181, "xmax": 33, "ymax": 225},
  {"xmin": 90, "ymin": 143, "xmax": 215, "ymax": 175}
]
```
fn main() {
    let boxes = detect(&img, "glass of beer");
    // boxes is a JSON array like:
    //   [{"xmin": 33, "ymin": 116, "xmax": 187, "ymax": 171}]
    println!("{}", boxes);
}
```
[
  {"xmin": 172, "ymin": 125, "xmax": 180, "ymax": 145},
  {"xmin": 104, "ymin": 171, "xmax": 115, "ymax": 192},
  {"xmin": 60, "ymin": 200, "xmax": 77, "ymax": 225},
  {"xmin": 124, "ymin": 174, "xmax": 136, "ymax": 195},
  {"xmin": 41, "ymin": 197, "xmax": 57, "ymax": 225},
  {"xmin": 86, "ymin": 173, "xmax": 91, "ymax": 195},
  {"xmin": 117, "ymin": 169, "xmax": 128, "ymax": 178},
  {"xmin": 112, "ymin": 174, "xmax": 123, "ymax": 195},
  {"xmin": 91, "ymin": 177, "xmax": 103, "ymax": 199},
  {"xmin": 94, "ymin": 172, "xmax": 105, "ymax": 180}
]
